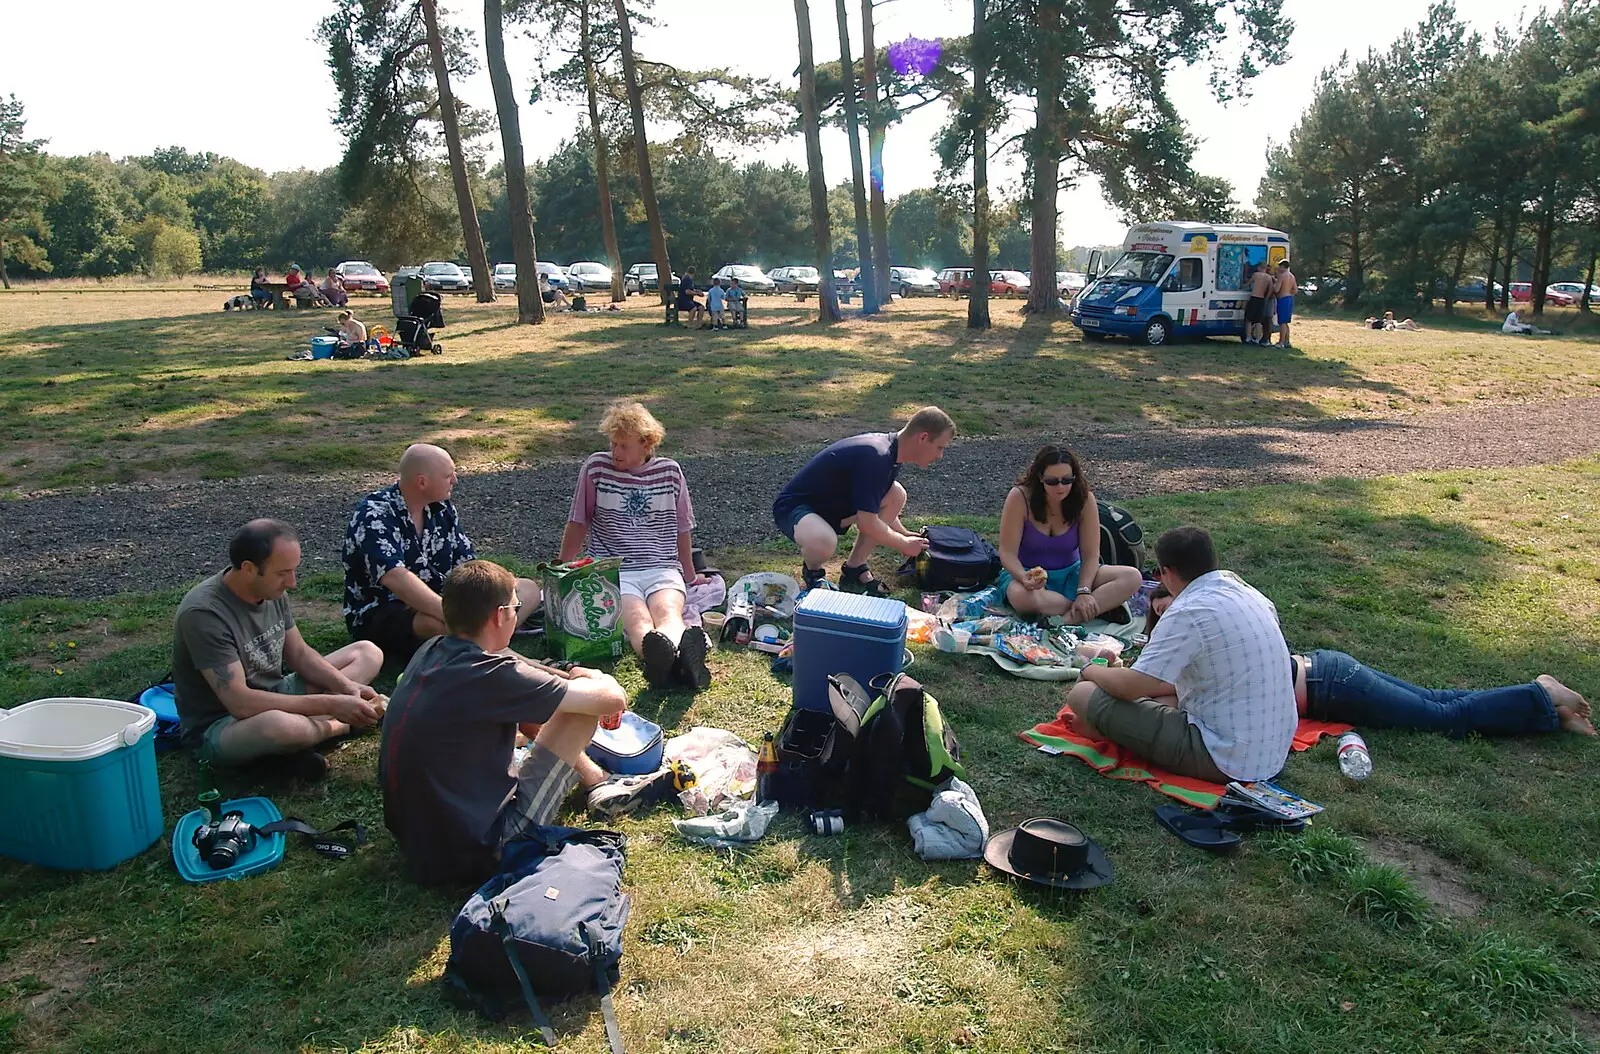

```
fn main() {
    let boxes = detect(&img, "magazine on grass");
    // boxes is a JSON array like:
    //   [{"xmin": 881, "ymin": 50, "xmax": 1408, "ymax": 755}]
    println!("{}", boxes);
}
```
[{"xmin": 1222, "ymin": 780, "xmax": 1324, "ymax": 819}]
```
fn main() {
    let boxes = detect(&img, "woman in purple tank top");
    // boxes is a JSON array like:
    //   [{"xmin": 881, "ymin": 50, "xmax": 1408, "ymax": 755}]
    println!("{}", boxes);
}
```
[{"xmin": 996, "ymin": 445, "xmax": 1141, "ymax": 621}]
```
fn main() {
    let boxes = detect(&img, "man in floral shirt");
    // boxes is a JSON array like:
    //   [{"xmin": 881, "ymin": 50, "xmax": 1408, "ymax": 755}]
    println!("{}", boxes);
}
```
[{"xmin": 342, "ymin": 444, "xmax": 540, "ymax": 663}]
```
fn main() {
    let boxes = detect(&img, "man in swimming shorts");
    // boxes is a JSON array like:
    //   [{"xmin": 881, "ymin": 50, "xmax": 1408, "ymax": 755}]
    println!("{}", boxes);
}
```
[{"xmin": 1274, "ymin": 260, "xmax": 1297, "ymax": 349}]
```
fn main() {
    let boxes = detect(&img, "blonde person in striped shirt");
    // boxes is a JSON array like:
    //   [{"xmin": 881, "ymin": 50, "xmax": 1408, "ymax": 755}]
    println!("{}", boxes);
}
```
[{"xmin": 559, "ymin": 401, "xmax": 711, "ymax": 690}]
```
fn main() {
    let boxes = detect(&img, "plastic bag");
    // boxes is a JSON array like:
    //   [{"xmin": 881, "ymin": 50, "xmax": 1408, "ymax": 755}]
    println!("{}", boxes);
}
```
[
  {"xmin": 906, "ymin": 609, "xmax": 937, "ymax": 643},
  {"xmin": 673, "ymin": 800, "xmax": 780, "ymax": 848},
  {"xmin": 997, "ymin": 634, "xmax": 1065, "ymax": 666},
  {"xmin": 664, "ymin": 727, "xmax": 758, "ymax": 815}
]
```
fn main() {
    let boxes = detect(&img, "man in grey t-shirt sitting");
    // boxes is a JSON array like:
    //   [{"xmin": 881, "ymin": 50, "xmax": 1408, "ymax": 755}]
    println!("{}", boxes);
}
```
[
  {"xmin": 172, "ymin": 520, "xmax": 384, "ymax": 777},
  {"xmin": 380, "ymin": 559, "xmax": 654, "ymax": 886}
]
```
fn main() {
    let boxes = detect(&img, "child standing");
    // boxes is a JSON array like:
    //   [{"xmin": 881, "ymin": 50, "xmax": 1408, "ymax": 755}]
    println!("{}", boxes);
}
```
[{"xmin": 705, "ymin": 278, "xmax": 727, "ymax": 330}]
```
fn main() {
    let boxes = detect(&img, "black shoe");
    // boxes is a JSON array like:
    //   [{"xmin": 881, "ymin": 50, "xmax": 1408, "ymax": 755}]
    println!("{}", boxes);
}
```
[
  {"xmin": 675, "ymin": 629, "xmax": 713, "ymax": 690},
  {"xmin": 801, "ymin": 565, "xmax": 828, "ymax": 589},
  {"xmin": 641, "ymin": 630, "xmax": 678, "ymax": 688},
  {"xmin": 838, "ymin": 563, "xmax": 892, "ymax": 597}
]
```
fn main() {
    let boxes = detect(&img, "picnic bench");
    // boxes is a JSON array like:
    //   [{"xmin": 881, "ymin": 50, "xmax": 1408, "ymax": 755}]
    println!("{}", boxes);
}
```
[{"xmin": 259, "ymin": 281, "xmax": 327, "ymax": 310}]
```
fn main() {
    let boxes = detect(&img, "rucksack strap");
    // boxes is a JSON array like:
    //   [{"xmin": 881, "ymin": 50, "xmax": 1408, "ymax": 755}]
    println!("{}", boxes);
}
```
[
  {"xmin": 490, "ymin": 898, "xmax": 559, "ymax": 1047},
  {"xmin": 254, "ymin": 818, "xmax": 367, "ymax": 861},
  {"xmin": 584, "ymin": 921, "xmax": 626, "ymax": 1054}
]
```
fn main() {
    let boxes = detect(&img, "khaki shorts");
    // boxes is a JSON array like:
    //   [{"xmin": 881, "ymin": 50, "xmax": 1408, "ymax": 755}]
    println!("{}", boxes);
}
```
[
  {"xmin": 495, "ymin": 742, "xmax": 580, "ymax": 848},
  {"xmin": 196, "ymin": 674, "xmax": 307, "ymax": 765},
  {"xmin": 1083, "ymin": 686, "xmax": 1228, "ymax": 783}
]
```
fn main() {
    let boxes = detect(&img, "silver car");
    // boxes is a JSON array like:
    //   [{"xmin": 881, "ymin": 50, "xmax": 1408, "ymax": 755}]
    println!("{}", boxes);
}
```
[
  {"xmin": 889, "ymin": 266, "xmax": 940, "ymax": 297},
  {"xmin": 420, "ymin": 261, "xmax": 470, "ymax": 292},
  {"xmin": 492, "ymin": 263, "xmax": 518, "ymax": 291},
  {"xmin": 566, "ymin": 261, "xmax": 614, "ymax": 291},
  {"xmin": 711, "ymin": 264, "xmax": 776, "ymax": 293}
]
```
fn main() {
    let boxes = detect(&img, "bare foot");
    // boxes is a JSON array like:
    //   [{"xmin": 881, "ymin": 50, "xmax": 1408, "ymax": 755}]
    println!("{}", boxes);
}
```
[
  {"xmin": 1557, "ymin": 708, "xmax": 1597, "ymax": 736},
  {"xmin": 1538, "ymin": 675, "xmax": 1590, "ymax": 718}
]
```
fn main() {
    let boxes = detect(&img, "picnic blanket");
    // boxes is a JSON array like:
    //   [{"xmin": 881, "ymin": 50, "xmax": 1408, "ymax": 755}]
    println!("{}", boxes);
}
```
[{"xmin": 1019, "ymin": 703, "xmax": 1352, "ymax": 809}]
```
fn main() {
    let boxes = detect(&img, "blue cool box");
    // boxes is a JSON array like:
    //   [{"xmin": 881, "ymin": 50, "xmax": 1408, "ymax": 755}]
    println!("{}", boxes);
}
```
[{"xmin": 791, "ymin": 591, "xmax": 908, "ymax": 712}]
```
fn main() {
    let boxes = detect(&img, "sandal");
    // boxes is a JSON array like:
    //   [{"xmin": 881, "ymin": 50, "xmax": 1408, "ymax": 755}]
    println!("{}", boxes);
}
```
[{"xmin": 838, "ymin": 563, "xmax": 892, "ymax": 597}]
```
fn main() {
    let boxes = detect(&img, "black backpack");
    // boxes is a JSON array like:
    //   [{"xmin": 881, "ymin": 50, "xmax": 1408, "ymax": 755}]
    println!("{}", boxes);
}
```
[
  {"xmin": 1097, "ymin": 500, "xmax": 1148, "ymax": 572},
  {"xmin": 446, "ymin": 826, "xmax": 629, "ymax": 1052},
  {"xmin": 896, "ymin": 525, "xmax": 1001, "ymax": 591}
]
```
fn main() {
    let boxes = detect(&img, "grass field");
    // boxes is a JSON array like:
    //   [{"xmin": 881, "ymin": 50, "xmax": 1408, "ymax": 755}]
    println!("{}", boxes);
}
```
[
  {"xmin": 1, "ymin": 291, "xmax": 1597, "ymax": 494},
  {"xmin": 3, "ymin": 460, "xmax": 1598, "ymax": 1053}
]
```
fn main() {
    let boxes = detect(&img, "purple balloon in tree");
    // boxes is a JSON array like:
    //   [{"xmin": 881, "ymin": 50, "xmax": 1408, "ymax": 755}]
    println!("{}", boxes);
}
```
[{"xmin": 887, "ymin": 36, "xmax": 942, "ymax": 77}]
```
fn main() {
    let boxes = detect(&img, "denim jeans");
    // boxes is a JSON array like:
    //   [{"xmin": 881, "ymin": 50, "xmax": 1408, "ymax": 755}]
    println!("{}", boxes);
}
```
[{"xmin": 1303, "ymin": 649, "xmax": 1558, "ymax": 737}]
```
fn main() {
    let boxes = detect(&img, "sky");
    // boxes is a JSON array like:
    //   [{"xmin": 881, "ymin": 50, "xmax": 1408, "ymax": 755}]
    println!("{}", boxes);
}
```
[{"xmin": 6, "ymin": 0, "xmax": 1555, "ymax": 251}]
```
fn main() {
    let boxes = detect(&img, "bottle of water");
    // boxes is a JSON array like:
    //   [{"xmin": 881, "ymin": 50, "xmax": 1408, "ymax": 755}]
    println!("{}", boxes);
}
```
[{"xmin": 1337, "ymin": 732, "xmax": 1372, "ymax": 780}]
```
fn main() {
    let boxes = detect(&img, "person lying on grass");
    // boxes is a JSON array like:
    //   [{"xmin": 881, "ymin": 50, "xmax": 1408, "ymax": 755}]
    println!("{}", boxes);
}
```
[
  {"xmin": 560, "ymin": 400, "xmax": 712, "ymax": 690},
  {"xmin": 380, "ymin": 559, "xmax": 670, "ymax": 887},
  {"xmin": 1142, "ymin": 587, "xmax": 1594, "ymax": 737},
  {"xmin": 996, "ymin": 444, "xmax": 1140, "ymax": 622},
  {"xmin": 172, "ymin": 519, "xmax": 382, "ymax": 781},
  {"xmin": 772, "ymin": 406, "xmax": 954, "ymax": 596},
  {"xmin": 342, "ymin": 443, "xmax": 540, "ymax": 666},
  {"xmin": 1062, "ymin": 525, "xmax": 1298, "ymax": 782}
]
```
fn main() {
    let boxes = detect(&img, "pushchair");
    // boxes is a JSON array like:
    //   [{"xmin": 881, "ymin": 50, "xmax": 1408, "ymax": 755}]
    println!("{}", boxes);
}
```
[{"xmin": 395, "ymin": 292, "xmax": 445, "ymax": 355}]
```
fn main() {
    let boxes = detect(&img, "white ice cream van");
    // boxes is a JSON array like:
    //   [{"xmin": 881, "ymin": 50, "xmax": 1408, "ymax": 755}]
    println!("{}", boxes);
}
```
[{"xmin": 1072, "ymin": 221, "xmax": 1291, "ymax": 345}]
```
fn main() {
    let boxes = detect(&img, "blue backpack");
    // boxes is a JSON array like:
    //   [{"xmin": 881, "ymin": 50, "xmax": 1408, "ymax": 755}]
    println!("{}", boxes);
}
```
[
  {"xmin": 446, "ymin": 826, "xmax": 629, "ymax": 1051},
  {"xmin": 131, "ymin": 679, "xmax": 183, "ymax": 752}
]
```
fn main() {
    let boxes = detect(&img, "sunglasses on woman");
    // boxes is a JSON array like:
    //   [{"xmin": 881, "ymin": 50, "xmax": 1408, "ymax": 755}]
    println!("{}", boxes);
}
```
[{"xmin": 1041, "ymin": 474, "xmax": 1076, "ymax": 487}]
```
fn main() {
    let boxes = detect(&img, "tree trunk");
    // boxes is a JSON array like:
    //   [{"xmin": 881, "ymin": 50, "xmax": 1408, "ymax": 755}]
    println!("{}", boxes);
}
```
[
  {"xmin": 1530, "ymin": 189, "xmax": 1556, "ymax": 317},
  {"xmin": 1341, "ymin": 186, "xmax": 1364, "ymax": 309},
  {"xmin": 421, "ymin": 0, "xmax": 494, "ymax": 303},
  {"xmin": 860, "ymin": 0, "xmax": 890, "ymax": 306},
  {"xmin": 1500, "ymin": 213, "xmax": 1518, "ymax": 312},
  {"xmin": 794, "ymin": 0, "xmax": 840, "ymax": 323},
  {"xmin": 1483, "ymin": 215, "xmax": 1504, "ymax": 313},
  {"xmin": 582, "ymin": 0, "xmax": 625, "ymax": 302},
  {"xmin": 1026, "ymin": 0, "xmax": 1063, "ymax": 314},
  {"xmin": 484, "ymin": 0, "xmax": 543, "ymax": 322},
  {"xmin": 615, "ymin": 0, "xmax": 673, "ymax": 306},
  {"xmin": 967, "ymin": 0, "xmax": 990, "ymax": 330},
  {"xmin": 1583, "ymin": 240, "xmax": 1597, "ymax": 314},
  {"xmin": 834, "ymin": 0, "xmax": 878, "ymax": 314},
  {"xmin": 1445, "ymin": 239, "xmax": 1466, "ymax": 315},
  {"xmin": 0, "ymin": 240, "xmax": 10, "ymax": 290}
]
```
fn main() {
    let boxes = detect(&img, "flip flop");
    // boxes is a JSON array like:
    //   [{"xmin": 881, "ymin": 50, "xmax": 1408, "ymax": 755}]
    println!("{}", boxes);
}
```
[{"xmin": 1154, "ymin": 805, "xmax": 1242, "ymax": 852}]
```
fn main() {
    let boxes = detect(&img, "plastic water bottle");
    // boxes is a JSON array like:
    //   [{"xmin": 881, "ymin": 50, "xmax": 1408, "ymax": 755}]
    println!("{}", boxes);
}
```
[{"xmin": 1337, "ymin": 732, "xmax": 1372, "ymax": 780}]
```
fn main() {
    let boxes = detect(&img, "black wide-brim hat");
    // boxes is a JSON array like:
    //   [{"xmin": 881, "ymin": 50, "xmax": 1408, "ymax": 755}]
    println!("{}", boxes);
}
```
[{"xmin": 984, "ymin": 817, "xmax": 1114, "ymax": 890}]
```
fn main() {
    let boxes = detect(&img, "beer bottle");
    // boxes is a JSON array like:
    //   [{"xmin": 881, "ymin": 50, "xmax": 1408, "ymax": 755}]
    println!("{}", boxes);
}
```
[{"xmin": 755, "ymin": 732, "xmax": 779, "ymax": 804}]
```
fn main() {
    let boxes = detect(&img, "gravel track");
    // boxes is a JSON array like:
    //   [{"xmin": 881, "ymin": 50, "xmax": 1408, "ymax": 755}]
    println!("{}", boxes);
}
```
[{"xmin": 4, "ymin": 396, "xmax": 1599, "ymax": 600}]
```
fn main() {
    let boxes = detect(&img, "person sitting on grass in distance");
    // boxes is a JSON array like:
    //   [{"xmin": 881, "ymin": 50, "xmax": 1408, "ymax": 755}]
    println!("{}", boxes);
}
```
[
  {"xmin": 997, "ymin": 444, "xmax": 1141, "ymax": 622},
  {"xmin": 379, "ymin": 560, "xmax": 673, "ymax": 887},
  {"xmin": 560, "ymin": 401, "xmax": 712, "ymax": 690},
  {"xmin": 1141, "ymin": 587, "xmax": 1594, "ymax": 737},
  {"xmin": 1062, "ymin": 525, "xmax": 1297, "ymax": 782},
  {"xmin": 538, "ymin": 268, "xmax": 571, "ymax": 310},
  {"xmin": 172, "ymin": 519, "xmax": 382, "ymax": 781},
  {"xmin": 335, "ymin": 310, "xmax": 366, "ymax": 347},
  {"xmin": 705, "ymin": 278, "xmax": 727, "ymax": 329},
  {"xmin": 1365, "ymin": 310, "xmax": 1420, "ymax": 331},
  {"xmin": 343, "ymin": 443, "xmax": 539, "ymax": 666},
  {"xmin": 772, "ymin": 406, "xmax": 955, "ymax": 596}
]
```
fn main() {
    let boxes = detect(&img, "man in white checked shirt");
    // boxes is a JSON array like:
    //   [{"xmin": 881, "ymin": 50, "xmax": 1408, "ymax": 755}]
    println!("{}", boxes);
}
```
[{"xmin": 1065, "ymin": 526, "xmax": 1297, "ymax": 782}]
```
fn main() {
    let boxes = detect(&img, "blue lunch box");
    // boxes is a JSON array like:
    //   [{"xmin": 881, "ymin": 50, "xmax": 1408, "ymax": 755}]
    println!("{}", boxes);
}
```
[
  {"xmin": 585, "ymin": 711, "xmax": 665, "ymax": 775},
  {"xmin": 791, "ymin": 591, "xmax": 908, "ymax": 712}
]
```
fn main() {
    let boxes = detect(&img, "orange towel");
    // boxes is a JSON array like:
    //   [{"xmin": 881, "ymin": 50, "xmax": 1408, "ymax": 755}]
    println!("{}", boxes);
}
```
[{"xmin": 1020, "ymin": 702, "xmax": 1352, "ymax": 809}]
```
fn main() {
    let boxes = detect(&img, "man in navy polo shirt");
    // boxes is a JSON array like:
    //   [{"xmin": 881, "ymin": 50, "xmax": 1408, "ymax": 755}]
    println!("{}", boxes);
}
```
[{"xmin": 772, "ymin": 406, "xmax": 955, "ymax": 596}]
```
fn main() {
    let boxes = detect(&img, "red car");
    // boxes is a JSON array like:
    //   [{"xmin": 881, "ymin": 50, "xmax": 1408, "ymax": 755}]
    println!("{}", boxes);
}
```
[
  {"xmin": 1510, "ymin": 282, "xmax": 1574, "ymax": 307},
  {"xmin": 333, "ymin": 260, "xmax": 391, "ymax": 294}
]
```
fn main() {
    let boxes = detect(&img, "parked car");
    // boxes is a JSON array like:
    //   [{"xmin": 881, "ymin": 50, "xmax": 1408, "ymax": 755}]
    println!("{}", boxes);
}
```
[
  {"xmin": 711, "ymin": 264, "xmax": 776, "ymax": 293},
  {"xmin": 1056, "ymin": 271, "xmax": 1088, "ymax": 298},
  {"xmin": 623, "ymin": 262, "xmax": 677, "ymax": 295},
  {"xmin": 889, "ymin": 266, "xmax": 940, "ymax": 297},
  {"xmin": 1548, "ymin": 282, "xmax": 1598, "ymax": 303},
  {"xmin": 936, "ymin": 267, "xmax": 972, "ymax": 296},
  {"xmin": 1443, "ymin": 276, "xmax": 1504, "ymax": 302},
  {"xmin": 420, "ymin": 261, "xmax": 470, "ymax": 292},
  {"xmin": 1511, "ymin": 282, "xmax": 1574, "ymax": 307},
  {"xmin": 566, "ymin": 261, "xmax": 614, "ymax": 292},
  {"xmin": 492, "ymin": 263, "xmax": 518, "ymax": 291},
  {"xmin": 333, "ymin": 260, "xmax": 390, "ymax": 294},
  {"xmin": 768, "ymin": 265, "xmax": 821, "ymax": 294},
  {"xmin": 993, "ymin": 270, "xmax": 1031, "ymax": 296},
  {"xmin": 535, "ymin": 261, "xmax": 570, "ymax": 290}
]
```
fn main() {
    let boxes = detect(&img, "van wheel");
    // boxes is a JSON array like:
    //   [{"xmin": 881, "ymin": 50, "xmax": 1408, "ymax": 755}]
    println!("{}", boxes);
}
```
[{"xmin": 1142, "ymin": 318, "xmax": 1171, "ymax": 346}]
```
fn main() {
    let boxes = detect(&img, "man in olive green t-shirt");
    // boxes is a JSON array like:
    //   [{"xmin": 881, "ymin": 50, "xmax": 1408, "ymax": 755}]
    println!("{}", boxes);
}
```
[{"xmin": 173, "ymin": 519, "xmax": 383, "ymax": 773}]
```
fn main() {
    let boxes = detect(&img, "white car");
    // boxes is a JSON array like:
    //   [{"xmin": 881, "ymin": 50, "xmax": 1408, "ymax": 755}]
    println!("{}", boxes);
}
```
[
  {"xmin": 1056, "ymin": 271, "xmax": 1088, "ymax": 297},
  {"xmin": 492, "ymin": 263, "xmax": 518, "ymax": 291},
  {"xmin": 566, "ymin": 261, "xmax": 614, "ymax": 292},
  {"xmin": 1547, "ymin": 282, "xmax": 1597, "ymax": 303},
  {"xmin": 711, "ymin": 264, "xmax": 776, "ymax": 292}
]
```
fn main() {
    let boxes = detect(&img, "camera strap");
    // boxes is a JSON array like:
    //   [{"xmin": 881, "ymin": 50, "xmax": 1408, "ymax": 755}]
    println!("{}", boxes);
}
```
[{"xmin": 255, "ymin": 818, "xmax": 367, "ymax": 861}]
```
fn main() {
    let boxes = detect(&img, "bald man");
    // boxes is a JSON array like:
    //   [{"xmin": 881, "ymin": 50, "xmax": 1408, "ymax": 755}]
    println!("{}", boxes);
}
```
[{"xmin": 342, "ymin": 444, "xmax": 540, "ymax": 664}]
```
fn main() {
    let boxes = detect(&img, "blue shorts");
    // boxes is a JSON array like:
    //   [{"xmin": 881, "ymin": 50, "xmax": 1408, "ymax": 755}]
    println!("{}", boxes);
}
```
[
  {"xmin": 996, "ymin": 560, "xmax": 1081, "ymax": 600},
  {"xmin": 775, "ymin": 503, "xmax": 820, "ymax": 542},
  {"xmin": 1277, "ymin": 296, "xmax": 1294, "ymax": 323}
]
